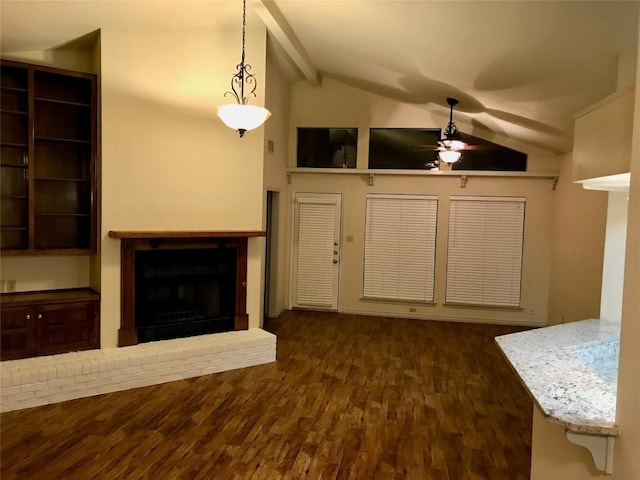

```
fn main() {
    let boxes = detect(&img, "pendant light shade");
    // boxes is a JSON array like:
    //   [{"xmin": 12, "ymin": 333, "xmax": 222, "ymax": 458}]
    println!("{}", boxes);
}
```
[
  {"xmin": 217, "ymin": 104, "xmax": 271, "ymax": 137},
  {"xmin": 217, "ymin": 0, "xmax": 271, "ymax": 137}
]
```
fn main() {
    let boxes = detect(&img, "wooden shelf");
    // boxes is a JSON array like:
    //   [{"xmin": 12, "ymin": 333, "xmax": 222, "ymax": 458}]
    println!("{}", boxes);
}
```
[
  {"xmin": 34, "ymin": 177, "xmax": 90, "ymax": 182},
  {"xmin": 35, "ymin": 213, "xmax": 90, "ymax": 217},
  {"xmin": 0, "ymin": 85, "xmax": 27, "ymax": 92},
  {"xmin": 0, "ymin": 109, "xmax": 27, "ymax": 115},
  {"xmin": 0, "ymin": 164, "xmax": 28, "ymax": 168},
  {"xmin": 34, "ymin": 97, "xmax": 91, "ymax": 108},
  {"xmin": 285, "ymin": 167, "xmax": 560, "ymax": 188},
  {"xmin": 109, "ymin": 230, "xmax": 267, "ymax": 239},
  {"xmin": 35, "ymin": 136, "xmax": 91, "ymax": 144},
  {"xmin": 0, "ymin": 59, "xmax": 97, "ymax": 256}
]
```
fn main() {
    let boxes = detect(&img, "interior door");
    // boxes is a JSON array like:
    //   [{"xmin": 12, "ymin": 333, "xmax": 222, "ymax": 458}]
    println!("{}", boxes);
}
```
[{"xmin": 292, "ymin": 193, "xmax": 342, "ymax": 310}]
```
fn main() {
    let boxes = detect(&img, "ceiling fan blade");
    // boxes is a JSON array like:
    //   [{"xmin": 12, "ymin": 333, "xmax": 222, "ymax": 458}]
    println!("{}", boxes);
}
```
[{"xmin": 462, "ymin": 144, "xmax": 500, "ymax": 151}]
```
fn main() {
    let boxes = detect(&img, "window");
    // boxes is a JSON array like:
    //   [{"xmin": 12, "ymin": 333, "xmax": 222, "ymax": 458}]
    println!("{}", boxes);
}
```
[
  {"xmin": 451, "ymin": 133, "xmax": 527, "ymax": 172},
  {"xmin": 368, "ymin": 128, "xmax": 440, "ymax": 169},
  {"xmin": 367, "ymin": 128, "xmax": 527, "ymax": 171},
  {"xmin": 363, "ymin": 194, "xmax": 438, "ymax": 302},
  {"xmin": 297, "ymin": 128, "xmax": 358, "ymax": 168},
  {"xmin": 446, "ymin": 196, "xmax": 526, "ymax": 307}
]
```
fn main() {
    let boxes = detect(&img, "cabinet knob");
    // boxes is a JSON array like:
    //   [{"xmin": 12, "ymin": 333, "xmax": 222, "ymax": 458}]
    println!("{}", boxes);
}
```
[
  {"xmin": 26, "ymin": 314, "xmax": 31, "ymax": 320},
  {"xmin": 37, "ymin": 314, "xmax": 42, "ymax": 319}
]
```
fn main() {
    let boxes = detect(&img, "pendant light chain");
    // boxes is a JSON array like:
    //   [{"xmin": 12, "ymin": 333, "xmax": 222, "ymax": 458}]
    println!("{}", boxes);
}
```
[
  {"xmin": 224, "ymin": 0, "xmax": 257, "ymax": 106},
  {"xmin": 241, "ymin": 0, "xmax": 246, "ymax": 66}
]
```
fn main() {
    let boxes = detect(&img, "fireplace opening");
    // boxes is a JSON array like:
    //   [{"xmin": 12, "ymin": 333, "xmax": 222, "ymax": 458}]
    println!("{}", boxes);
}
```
[{"xmin": 134, "ymin": 248, "xmax": 236, "ymax": 343}]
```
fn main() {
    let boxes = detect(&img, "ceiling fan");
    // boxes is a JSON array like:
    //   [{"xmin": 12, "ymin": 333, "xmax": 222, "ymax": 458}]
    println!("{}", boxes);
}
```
[
  {"xmin": 437, "ymin": 97, "xmax": 466, "ymax": 164},
  {"xmin": 420, "ymin": 97, "xmax": 497, "ymax": 168}
]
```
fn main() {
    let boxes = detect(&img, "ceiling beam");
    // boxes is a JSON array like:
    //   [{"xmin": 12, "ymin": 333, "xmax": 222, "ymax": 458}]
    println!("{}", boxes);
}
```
[{"xmin": 254, "ymin": 0, "xmax": 321, "ymax": 86}]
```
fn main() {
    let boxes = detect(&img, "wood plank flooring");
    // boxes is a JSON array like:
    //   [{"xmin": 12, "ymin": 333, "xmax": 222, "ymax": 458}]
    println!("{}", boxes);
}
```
[{"xmin": 1, "ymin": 311, "xmax": 533, "ymax": 479}]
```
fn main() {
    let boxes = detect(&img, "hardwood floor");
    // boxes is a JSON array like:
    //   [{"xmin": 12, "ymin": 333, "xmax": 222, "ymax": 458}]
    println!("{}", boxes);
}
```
[{"xmin": 1, "ymin": 311, "xmax": 533, "ymax": 479}]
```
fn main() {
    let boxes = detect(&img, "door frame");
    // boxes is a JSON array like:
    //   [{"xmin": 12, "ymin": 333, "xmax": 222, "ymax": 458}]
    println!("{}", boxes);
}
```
[{"xmin": 263, "ymin": 189, "xmax": 280, "ymax": 320}]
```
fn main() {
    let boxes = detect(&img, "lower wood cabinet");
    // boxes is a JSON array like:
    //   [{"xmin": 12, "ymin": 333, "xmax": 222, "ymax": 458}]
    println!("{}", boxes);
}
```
[
  {"xmin": 1, "ymin": 288, "xmax": 99, "ymax": 360},
  {"xmin": 1, "ymin": 306, "xmax": 37, "ymax": 360}
]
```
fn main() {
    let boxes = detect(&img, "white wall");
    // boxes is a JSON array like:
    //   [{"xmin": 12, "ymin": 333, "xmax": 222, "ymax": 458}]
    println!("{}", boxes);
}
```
[
  {"xmin": 263, "ymin": 41, "xmax": 291, "ymax": 318},
  {"xmin": 612, "ymin": 14, "xmax": 640, "ymax": 477},
  {"xmin": 288, "ymin": 78, "xmax": 559, "ymax": 326},
  {"xmin": 530, "ymin": 10, "xmax": 640, "ymax": 478},
  {"xmin": 98, "ymin": 12, "xmax": 268, "ymax": 347},
  {"xmin": 530, "ymin": 408, "xmax": 602, "ymax": 479},
  {"xmin": 0, "ymin": 256, "xmax": 90, "ymax": 292},
  {"xmin": 600, "ymin": 192, "xmax": 629, "ymax": 322},
  {"xmin": 290, "ymin": 78, "xmax": 560, "ymax": 173},
  {"xmin": 547, "ymin": 154, "xmax": 607, "ymax": 325},
  {"xmin": 289, "ymin": 172, "xmax": 554, "ymax": 326}
]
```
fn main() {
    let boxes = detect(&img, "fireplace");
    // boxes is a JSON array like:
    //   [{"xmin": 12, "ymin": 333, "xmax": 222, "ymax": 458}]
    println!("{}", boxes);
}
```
[{"xmin": 108, "ymin": 231, "xmax": 265, "ymax": 346}]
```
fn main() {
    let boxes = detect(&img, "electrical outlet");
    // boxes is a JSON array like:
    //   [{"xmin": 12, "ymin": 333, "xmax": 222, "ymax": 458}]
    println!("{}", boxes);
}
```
[
  {"xmin": 7, "ymin": 280, "xmax": 16, "ymax": 292},
  {"xmin": 527, "ymin": 306, "xmax": 534, "ymax": 315}
]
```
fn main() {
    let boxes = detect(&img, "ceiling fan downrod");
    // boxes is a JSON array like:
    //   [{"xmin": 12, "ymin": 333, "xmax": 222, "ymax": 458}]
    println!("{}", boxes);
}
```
[{"xmin": 444, "ymin": 97, "xmax": 460, "ymax": 139}]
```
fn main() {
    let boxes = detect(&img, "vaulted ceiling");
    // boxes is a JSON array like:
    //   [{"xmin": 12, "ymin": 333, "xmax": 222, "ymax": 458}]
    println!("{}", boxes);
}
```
[
  {"xmin": 262, "ymin": 0, "xmax": 639, "ymax": 155},
  {"xmin": 2, "ymin": 0, "xmax": 638, "ymax": 156}
]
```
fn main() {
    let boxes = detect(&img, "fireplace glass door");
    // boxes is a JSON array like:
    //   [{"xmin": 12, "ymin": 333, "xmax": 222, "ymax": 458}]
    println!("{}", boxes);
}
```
[{"xmin": 134, "ymin": 248, "xmax": 236, "ymax": 342}]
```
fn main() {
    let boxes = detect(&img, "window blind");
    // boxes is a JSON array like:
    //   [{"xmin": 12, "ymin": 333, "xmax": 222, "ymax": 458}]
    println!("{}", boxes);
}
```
[
  {"xmin": 446, "ymin": 196, "xmax": 526, "ymax": 307},
  {"xmin": 363, "ymin": 194, "xmax": 438, "ymax": 302},
  {"xmin": 294, "ymin": 198, "xmax": 337, "ymax": 308}
]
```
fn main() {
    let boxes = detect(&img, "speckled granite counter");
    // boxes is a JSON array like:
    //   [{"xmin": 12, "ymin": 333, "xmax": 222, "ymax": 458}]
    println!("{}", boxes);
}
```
[{"xmin": 496, "ymin": 319, "xmax": 620, "ymax": 435}]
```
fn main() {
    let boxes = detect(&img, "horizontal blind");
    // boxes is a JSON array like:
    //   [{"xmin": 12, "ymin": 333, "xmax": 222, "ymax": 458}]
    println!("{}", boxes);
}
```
[
  {"xmin": 363, "ymin": 194, "xmax": 438, "ymax": 302},
  {"xmin": 295, "ymin": 199, "xmax": 336, "ymax": 307},
  {"xmin": 446, "ymin": 196, "xmax": 525, "ymax": 307}
]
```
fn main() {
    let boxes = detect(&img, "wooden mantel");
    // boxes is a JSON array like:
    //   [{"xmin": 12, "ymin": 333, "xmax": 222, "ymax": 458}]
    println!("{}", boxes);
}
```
[
  {"xmin": 109, "ymin": 230, "xmax": 266, "ymax": 239},
  {"xmin": 110, "ymin": 231, "xmax": 265, "ymax": 347}
]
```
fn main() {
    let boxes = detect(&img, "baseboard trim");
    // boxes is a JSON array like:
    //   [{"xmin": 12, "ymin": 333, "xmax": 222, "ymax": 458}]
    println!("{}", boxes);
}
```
[{"xmin": 337, "ymin": 308, "xmax": 545, "ymax": 328}]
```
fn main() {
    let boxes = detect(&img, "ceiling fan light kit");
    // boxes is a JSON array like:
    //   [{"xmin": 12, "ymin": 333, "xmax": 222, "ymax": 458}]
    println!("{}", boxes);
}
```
[
  {"xmin": 438, "ymin": 149, "xmax": 463, "ymax": 164},
  {"xmin": 216, "ymin": 0, "xmax": 271, "ymax": 137}
]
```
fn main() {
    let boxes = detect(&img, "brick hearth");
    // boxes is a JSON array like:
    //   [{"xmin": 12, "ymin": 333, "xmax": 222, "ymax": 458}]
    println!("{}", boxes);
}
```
[{"xmin": 1, "ymin": 328, "xmax": 276, "ymax": 413}]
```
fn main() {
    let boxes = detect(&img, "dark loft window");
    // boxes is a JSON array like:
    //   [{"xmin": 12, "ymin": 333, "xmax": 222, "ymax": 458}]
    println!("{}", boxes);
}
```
[
  {"xmin": 369, "ymin": 128, "xmax": 440, "ymax": 169},
  {"xmin": 451, "ymin": 133, "xmax": 527, "ymax": 171},
  {"xmin": 297, "ymin": 128, "xmax": 358, "ymax": 168},
  {"xmin": 368, "ymin": 128, "xmax": 527, "ymax": 171}
]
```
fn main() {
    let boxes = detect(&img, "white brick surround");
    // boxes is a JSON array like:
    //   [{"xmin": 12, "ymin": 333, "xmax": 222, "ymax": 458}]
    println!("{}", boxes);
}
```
[{"xmin": 0, "ymin": 329, "xmax": 276, "ymax": 413}]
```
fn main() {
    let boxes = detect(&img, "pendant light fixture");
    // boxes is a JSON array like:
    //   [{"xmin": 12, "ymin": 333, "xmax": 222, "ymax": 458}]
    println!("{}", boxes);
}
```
[
  {"xmin": 437, "ymin": 97, "xmax": 466, "ymax": 164},
  {"xmin": 216, "ymin": 0, "xmax": 271, "ymax": 137}
]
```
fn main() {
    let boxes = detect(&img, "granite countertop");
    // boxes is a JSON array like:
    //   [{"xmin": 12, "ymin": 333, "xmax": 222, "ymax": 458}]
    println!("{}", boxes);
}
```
[{"xmin": 496, "ymin": 318, "xmax": 620, "ymax": 436}]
